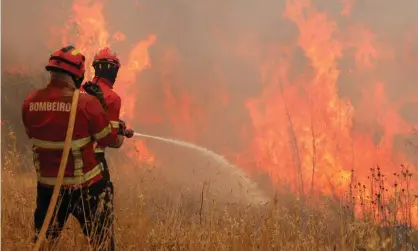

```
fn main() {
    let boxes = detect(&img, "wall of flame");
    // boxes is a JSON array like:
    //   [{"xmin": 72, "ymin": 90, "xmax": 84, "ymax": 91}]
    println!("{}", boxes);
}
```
[{"xmin": 4, "ymin": 0, "xmax": 418, "ymax": 225}]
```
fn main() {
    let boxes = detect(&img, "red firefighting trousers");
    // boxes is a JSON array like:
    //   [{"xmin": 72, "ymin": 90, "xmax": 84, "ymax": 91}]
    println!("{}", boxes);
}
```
[{"xmin": 34, "ymin": 166, "xmax": 115, "ymax": 250}]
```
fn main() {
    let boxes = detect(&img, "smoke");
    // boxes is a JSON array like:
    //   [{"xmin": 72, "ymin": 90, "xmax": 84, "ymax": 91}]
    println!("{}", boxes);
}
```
[
  {"xmin": 133, "ymin": 132, "xmax": 269, "ymax": 204},
  {"xmin": 2, "ymin": 0, "xmax": 71, "ymax": 70},
  {"xmin": 4, "ymin": 0, "xmax": 418, "ymax": 194}
]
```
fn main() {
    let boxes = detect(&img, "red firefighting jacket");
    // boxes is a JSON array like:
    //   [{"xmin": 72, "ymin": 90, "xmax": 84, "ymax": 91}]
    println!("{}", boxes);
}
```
[
  {"xmin": 83, "ymin": 76, "xmax": 122, "ymax": 154},
  {"xmin": 21, "ymin": 79, "xmax": 119, "ymax": 188}
]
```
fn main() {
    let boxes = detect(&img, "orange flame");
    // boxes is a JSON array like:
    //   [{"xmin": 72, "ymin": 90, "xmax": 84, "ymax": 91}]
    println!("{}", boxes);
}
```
[
  {"xmin": 5, "ymin": 0, "xmax": 418, "ymax": 227},
  {"xmin": 340, "ymin": 0, "xmax": 355, "ymax": 16},
  {"xmin": 60, "ymin": 0, "xmax": 156, "ymax": 165},
  {"xmin": 242, "ymin": 0, "xmax": 418, "ymax": 225},
  {"xmin": 116, "ymin": 35, "xmax": 156, "ymax": 121}
]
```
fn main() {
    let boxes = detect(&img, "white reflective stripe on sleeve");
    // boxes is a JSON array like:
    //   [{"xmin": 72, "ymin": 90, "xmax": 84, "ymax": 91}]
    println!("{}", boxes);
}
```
[
  {"xmin": 110, "ymin": 121, "xmax": 119, "ymax": 128},
  {"xmin": 93, "ymin": 124, "xmax": 111, "ymax": 141}
]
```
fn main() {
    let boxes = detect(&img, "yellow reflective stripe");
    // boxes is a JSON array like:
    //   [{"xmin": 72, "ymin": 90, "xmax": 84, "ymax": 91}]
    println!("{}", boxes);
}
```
[
  {"xmin": 95, "ymin": 148, "xmax": 105, "ymax": 153},
  {"xmin": 94, "ymin": 124, "xmax": 111, "ymax": 140},
  {"xmin": 110, "ymin": 121, "xmax": 119, "ymax": 128},
  {"xmin": 92, "ymin": 141, "xmax": 105, "ymax": 153},
  {"xmin": 32, "ymin": 137, "xmax": 91, "ymax": 149},
  {"xmin": 38, "ymin": 164, "xmax": 103, "ymax": 186},
  {"xmin": 72, "ymin": 149, "xmax": 84, "ymax": 177}
]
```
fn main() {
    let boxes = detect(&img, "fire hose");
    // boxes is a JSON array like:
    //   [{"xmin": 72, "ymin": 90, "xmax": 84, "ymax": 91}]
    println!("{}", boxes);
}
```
[{"xmin": 31, "ymin": 91, "xmax": 264, "ymax": 250}]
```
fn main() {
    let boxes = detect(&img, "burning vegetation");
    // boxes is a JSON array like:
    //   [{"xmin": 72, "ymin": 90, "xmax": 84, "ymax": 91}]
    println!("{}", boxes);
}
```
[{"xmin": 3, "ymin": 0, "xmax": 418, "ymax": 249}]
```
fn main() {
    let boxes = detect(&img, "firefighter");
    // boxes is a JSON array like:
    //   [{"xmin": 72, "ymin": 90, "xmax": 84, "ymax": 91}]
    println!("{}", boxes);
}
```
[
  {"xmin": 82, "ymin": 47, "xmax": 134, "ymax": 184},
  {"xmin": 22, "ymin": 45, "xmax": 125, "ymax": 250},
  {"xmin": 81, "ymin": 47, "xmax": 133, "ymax": 250}
]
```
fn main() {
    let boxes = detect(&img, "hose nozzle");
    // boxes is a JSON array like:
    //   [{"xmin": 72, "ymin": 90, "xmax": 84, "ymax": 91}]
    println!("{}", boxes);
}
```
[{"xmin": 124, "ymin": 128, "xmax": 134, "ymax": 138}]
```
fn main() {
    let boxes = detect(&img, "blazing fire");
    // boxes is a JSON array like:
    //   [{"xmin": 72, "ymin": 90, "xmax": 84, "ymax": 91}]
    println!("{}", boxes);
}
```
[
  {"xmin": 4, "ymin": 0, "xmax": 418, "ymax": 225},
  {"xmin": 241, "ymin": 0, "xmax": 418, "ymax": 224},
  {"xmin": 60, "ymin": 0, "xmax": 157, "ymax": 164}
]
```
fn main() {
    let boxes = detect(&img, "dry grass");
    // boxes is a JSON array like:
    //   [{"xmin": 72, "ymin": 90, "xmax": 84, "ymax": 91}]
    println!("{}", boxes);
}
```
[
  {"xmin": 2, "ymin": 73, "xmax": 418, "ymax": 250},
  {"xmin": 2, "ymin": 128, "xmax": 418, "ymax": 251}
]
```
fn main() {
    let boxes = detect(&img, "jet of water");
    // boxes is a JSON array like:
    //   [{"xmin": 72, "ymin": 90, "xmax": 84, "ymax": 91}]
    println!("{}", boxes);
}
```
[{"xmin": 133, "ymin": 132, "xmax": 269, "ymax": 204}]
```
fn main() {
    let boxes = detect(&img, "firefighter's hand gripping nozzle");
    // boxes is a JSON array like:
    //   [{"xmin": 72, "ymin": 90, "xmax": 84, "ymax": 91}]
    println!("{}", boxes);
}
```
[
  {"xmin": 83, "ymin": 81, "xmax": 133, "ymax": 139},
  {"xmin": 118, "ymin": 120, "xmax": 134, "ymax": 138}
]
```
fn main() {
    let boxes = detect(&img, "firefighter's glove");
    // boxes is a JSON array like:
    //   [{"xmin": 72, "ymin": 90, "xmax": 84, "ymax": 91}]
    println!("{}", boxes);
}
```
[
  {"xmin": 83, "ymin": 81, "xmax": 108, "ymax": 112},
  {"xmin": 124, "ymin": 128, "xmax": 134, "ymax": 138},
  {"xmin": 118, "ymin": 120, "xmax": 127, "ymax": 136}
]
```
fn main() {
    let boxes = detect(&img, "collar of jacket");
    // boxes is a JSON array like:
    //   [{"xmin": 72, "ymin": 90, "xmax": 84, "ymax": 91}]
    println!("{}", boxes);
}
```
[
  {"xmin": 92, "ymin": 76, "xmax": 113, "ymax": 89},
  {"xmin": 48, "ymin": 73, "xmax": 76, "ymax": 90}
]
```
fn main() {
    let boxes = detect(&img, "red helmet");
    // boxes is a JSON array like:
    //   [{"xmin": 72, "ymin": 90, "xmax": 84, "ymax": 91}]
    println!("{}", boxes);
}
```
[
  {"xmin": 45, "ymin": 45, "xmax": 86, "ymax": 79},
  {"xmin": 92, "ymin": 47, "xmax": 121, "ymax": 68}
]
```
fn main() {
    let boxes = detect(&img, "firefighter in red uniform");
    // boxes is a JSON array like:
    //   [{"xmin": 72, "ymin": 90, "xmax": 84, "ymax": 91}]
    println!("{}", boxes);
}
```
[
  {"xmin": 22, "ymin": 45, "xmax": 125, "ymax": 250},
  {"xmin": 81, "ymin": 47, "xmax": 133, "ymax": 250},
  {"xmin": 82, "ymin": 47, "xmax": 134, "ymax": 183}
]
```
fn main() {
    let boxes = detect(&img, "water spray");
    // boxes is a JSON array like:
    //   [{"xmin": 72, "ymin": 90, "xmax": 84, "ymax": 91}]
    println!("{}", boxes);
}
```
[{"xmin": 132, "ymin": 132, "xmax": 269, "ymax": 203}]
